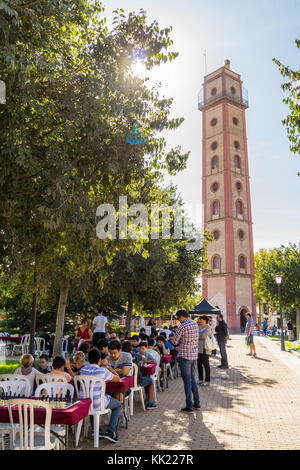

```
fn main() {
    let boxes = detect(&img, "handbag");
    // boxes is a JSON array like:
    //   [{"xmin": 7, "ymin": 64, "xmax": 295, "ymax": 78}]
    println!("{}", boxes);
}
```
[{"xmin": 205, "ymin": 334, "xmax": 214, "ymax": 352}]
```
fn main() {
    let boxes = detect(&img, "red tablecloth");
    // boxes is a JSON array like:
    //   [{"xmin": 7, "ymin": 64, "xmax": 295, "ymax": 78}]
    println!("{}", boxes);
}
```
[
  {"xmin": 170, "ymin": 349, "xmax": 178, "ymax": 356},
  {"xmin": 105, "ymin": 376, "xmax": 134, "ymax": 394},
  {"xmin": 0, "ymin": 336, "xmax": 23, "ymax": 343},
  {"xmin": 140, "ymin": 364, "xmax": 156, "ymax": 376},
  {"xmin": 0, "ymin": 398, "xmax": 91, "ymax": 426},
  {"xmin": 160, "ymin": 354, "xmax": 172, "ymax": 365}
]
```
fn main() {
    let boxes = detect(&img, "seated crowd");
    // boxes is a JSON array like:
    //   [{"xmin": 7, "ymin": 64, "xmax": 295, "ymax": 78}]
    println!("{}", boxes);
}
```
[{"xmin": 13, "ymin": 324, "xmax": 178, "ymax": 444}]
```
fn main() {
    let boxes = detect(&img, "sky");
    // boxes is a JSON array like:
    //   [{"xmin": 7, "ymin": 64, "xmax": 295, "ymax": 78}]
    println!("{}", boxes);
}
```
[{"xmin": 105, "ymin": 0, "xmax": 300, "ymax": 253}]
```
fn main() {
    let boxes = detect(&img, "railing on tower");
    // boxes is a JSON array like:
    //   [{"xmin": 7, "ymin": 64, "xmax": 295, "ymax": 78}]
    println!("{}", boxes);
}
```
[{"xmin": 198, "ymin": 85, "xmax": 249, "ymax": 109}]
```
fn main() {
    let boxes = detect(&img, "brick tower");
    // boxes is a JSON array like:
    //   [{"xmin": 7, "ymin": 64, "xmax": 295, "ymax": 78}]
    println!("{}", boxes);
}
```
[{"xmin": 198, "ymin": 59, "xmax": 256, "ymax": 331}]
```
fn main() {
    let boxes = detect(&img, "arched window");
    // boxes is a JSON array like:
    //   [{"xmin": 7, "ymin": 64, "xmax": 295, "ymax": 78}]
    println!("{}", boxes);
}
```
[
  {"xmin": 212, "ymin": 230, "xmax": 220, "ymax": 240},
  {"xmin": 211, "ymin": 182, "xmax": 219, "ymax": 192},
  {"xmin": 212, "ymin": 255, "xmax": 221, "ymax": 269},
  {"xmin": 211, "ymin": 155, "xmax": 218, "ymax": 170},
  {"xmin": 234, "ymin": 140, "xmax": 240, "ymax": 150},
  {"xmin": 236, "ymin": 181, "xmax": 242, "ymax": 191},
  {"xmin": 211, "ymin": 87, "xmax": 217, "ymax": 96},
  {"xmin": 239, "ymin": 255, "xmax": 246, "ymax": 269},
  {"xmin": 211, "ymin": 141, "xmax": 218, "ymax": 151},
  {"xmin": 234, "ymin": 155, "xmax": 241, "ymax": 169},
  {"xmin": 211, "ymin": 118, "xmax": 217, "ymax": 127},
  {"xmin": 238, "ymin": 229, "xmax": 245, "ymax": 240},
  {"xmin": 212, "ymin": 200, "xmax": 220, "ymax": 216},
  {"xmin": 236, "ymin": 200, "xmax": 243, "ymax": 216}
]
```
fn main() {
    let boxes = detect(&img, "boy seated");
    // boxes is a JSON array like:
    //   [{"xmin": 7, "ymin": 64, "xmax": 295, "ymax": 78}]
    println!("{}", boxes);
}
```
[
  {"xmin": 156, "ymin": 335, "xmax": 168, "ymax": 356},
  {"xmin": 37, "ymin": 354, "xmax": 52, "ymax": 374},
  {"xmin": 133, "ymin": 343, "xmax": 158, "ymax": 410},
  {"xmin": 80, "ymin": 348, "xmax": 121, "ymax": 443},
  {"xmin": 48, "ymin": 355, "xmax": 74, "ymax": 382},
  {"xmin": 129, "ymin": 335, "xmax": 140, "ymax": 354},
  {"xmin": 107, "ymin": 340, "xmax": 133, "ymax": 377},
  {"xmin": 97, "ymin": 339, "xmax": 109, "ymax": 360},
  {"xmin": 160, "ymin": 332, "xmax": 173, "ymax": 353}
]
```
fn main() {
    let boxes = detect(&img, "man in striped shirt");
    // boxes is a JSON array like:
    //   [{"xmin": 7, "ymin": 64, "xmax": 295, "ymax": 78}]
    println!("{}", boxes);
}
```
[
  {"xmin": 172, "ymin": 309, "xmax": 200, "ymax": 413},
  {"xmin": 80, "ymin": 348, "xmax": 121, "ymax": 443}
]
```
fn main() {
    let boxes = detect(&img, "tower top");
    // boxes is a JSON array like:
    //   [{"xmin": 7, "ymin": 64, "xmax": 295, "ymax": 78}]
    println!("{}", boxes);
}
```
[{"xmin": 224, "ymin": 59, "xmax": 230, "ymax": 69}]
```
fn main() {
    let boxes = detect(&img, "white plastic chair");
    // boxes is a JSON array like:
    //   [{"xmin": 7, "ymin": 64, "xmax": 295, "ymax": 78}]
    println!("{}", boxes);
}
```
[
  {"xmin": 8, "ymin": 399, "xmax": 59, "ymax": 450},
  {"xmin": 147, "ymin": 349, "xmax": 162, "ymax": 393},
  {"xmin": 0, "ymin": 374, "xmax": 31, "ymax": 392},
  {"xmin": 34, "ymin": 337, "xmax": 47, "ymax": 356},
  {"xmin": 35, "ymin": 374, "xmax": 68, "ymax": 387},
  {"xmin": 129, "ymin": 363, "xmax": 146, "ymax": 417},
  {"xmin": 35, "ymin": 382, "xmax": 74, "ymax": 399},
  {"xmin": 12, "ymin": 334, "xmax": 30, "ymax": 356},
  {"xmin": 61, "ymin": 338, "xmax": 68, "ymax": 359},
  {"xmin": 0, "ymin": 379, "xmax": 30, "ymax": 397},
  {"xmin": 74, "ymin": 375, "xmax": 109, "ymax": 449}
]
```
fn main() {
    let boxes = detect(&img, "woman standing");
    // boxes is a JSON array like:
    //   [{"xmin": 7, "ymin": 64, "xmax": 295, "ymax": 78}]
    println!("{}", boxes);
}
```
[
  {"xmin": 198, "ymin": 315, "xmax": 212, "ymax": 387},
  {"xmin": 75, "ymin": 318, "xmax": 92, "ymax": 349}
]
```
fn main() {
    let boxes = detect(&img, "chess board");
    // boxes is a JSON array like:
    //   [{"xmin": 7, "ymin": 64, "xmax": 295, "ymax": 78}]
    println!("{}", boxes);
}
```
[{"xmin": 0, "ymin": 397, "xmax": 79, "ymax": 409}]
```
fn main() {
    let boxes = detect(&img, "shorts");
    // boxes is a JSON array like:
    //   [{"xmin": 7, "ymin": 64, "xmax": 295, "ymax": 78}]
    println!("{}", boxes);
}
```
[
  {"xmin": 141, "ymin": 377, "xmax": 152, "ymax": 388},
  {"xmin": 249, "ymin": 335, "xmax": 254, "ymax": 345}
]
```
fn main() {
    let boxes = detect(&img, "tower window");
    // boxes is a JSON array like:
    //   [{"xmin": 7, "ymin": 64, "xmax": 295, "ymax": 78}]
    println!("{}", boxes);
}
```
[
  {"xmin": 239, "ymin": 255, "xmax": 246, "ymax": 269},
  {"xmin": 211, "ymin": 118, "xmax": 217, "ymax": 127},
  {"xmin": 211, "ymin": 141, "xmax": 218, "ymax": 151},
  {"xmin": 236, "ymin": 200, "xmax": 243, "ymax": 215},
  {"xmin": 211, "ymin": 182, "xmax": 219, "ymax": 192},
  {"xmin": 212, "ymin": 230, "xmax": 220, "ymax": 240},
  {"xmin": 236, "ymin": 181, "xmax": 242, "ymax": 191},
  {"xmin": 212, "ymin": 200, "xmax": 220, "ymax": 216},
  {"xmin": 211, "ymin": 155, "xmax": 218, "ymax": 170},
  {"xmin": 234, "ymin": 155, "xmax": 241, "ymax": 169},
  {"xmin": 234, "ymin": 140, "xmax": 240, "ymax": 150},
  {"xmin": 231, "ymin": 86, "xmax": 236, "ymax": 95},
  {"xmin": 212, "ymin": 255, "xmax": 221, "ymax": 269},
  {"xmin": 232, "ymin": 117, "xmax": 238, "ymax": 126},
  {"xmin": 238, "ymin": 229, "xmax": 245, "ymax": 240},
  {"xmin": 211, "ymin": 87, "xmax": 217, "ymax": 96}
]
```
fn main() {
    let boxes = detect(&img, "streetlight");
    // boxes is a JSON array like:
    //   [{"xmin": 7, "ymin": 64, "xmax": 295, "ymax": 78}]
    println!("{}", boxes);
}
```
[{"xmin": 275, "ymin": 275, "xmax": 285, "ymax": 351}]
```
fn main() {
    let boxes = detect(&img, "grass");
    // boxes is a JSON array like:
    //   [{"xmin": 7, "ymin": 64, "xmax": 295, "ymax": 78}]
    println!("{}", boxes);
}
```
[
  {"xmin": 285, "ymin": 342, "xmax": 300, "ymax": 351},
  {"xmin": 0, "ymin": 360, "xmax": 20, "ymax": 374}
]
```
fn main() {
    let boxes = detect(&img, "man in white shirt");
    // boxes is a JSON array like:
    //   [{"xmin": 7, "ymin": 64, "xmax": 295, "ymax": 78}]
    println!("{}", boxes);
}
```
[{"xmin": 92, "ymin": 309, "xmax": 107, "ymax": 347}]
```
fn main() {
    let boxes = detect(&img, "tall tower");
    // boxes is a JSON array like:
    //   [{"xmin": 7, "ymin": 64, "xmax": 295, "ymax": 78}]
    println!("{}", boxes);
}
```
[{"xmin": 198, "ymin": 59, "xmax": 256, "ymax": 331}]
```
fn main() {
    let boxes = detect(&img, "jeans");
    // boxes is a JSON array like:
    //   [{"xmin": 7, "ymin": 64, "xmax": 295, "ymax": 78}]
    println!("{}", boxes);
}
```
[
  {"xmin": 178, "ymin": 357, "xmax": 200, "ymax": 408},
  {"xmin": 218, "ymin": 340, "xmax": 228, "ymax": 367},
  {"xmin": 197, "ymin": 353, "xmax": 210, "ymax": 382},
  {"xmin": 92, "ymin": 332, "xmax": 106, "ymax": 347},
  {"xmin": 89, "ymin": 396, "xmax": 121, "ymax": 434}
]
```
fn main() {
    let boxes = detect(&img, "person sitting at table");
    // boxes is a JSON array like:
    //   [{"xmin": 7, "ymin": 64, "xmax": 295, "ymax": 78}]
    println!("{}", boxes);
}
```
[
  {"xmin": 130, "ymin": 335, "xmax": 140, "ymax": 354},
  {"xmin": 71, "ymin": 351, "xmax": 86, "ymax": 375},
  {"xmin": 14, "ymin": 353, "xmax": 41, "ymax": 395},
  {"xmin": 156, "ymin": 335, "xmax": 168, "ymax": 356},
  {"xmin": 48, "ymin": 355, "xmax": 74, "ymax": 382},
  {"xmin": 77, "ymin": 341, "xmax": 90, "ymax": 361},
  {"xmin": 109, "ymin": 332, "xmax": 120, "ymax": 342},
  {"xmin": 133, "ymin": 343, "xmax": 158, "ymax": 410},
  {"xmin": 124, "ymin": 331, "xmax": 131, "ymax": 341},
  {"xmin": 36, "ymin": 354, "xmax": 52, "ymax": 374},
  {"xmin": 121, "ymin": 341, "xmax": 132, "ymax": 354},
  {"xmin": 160, "ymin": 332, "xmax": 174, "ymax": 352},
  {"xmin": 147, "ymin": 338, "xmax": 161, "ymax": 359},
  {"xmin": 119, "ymin": 332, "xmax": 125, "ymax": 343},
  {"xmin": 107, "ymin": 340, "xmax": 133, "ymax": 377},
  {"xmin": 97, "ymin": 339, "xmax": 109, "ymax": 360},
  {"xmin": 80, "ymin": 348, "xmax": 121, "ymax": 443}
]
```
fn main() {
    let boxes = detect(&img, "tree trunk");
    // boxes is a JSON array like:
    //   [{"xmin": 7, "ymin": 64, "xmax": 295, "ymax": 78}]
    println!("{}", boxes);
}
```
[
  {"xmin": 53, "ymin": 277, "xmax": 70, "ymax": 357},
  {"xmin": 125, "ymin": 292, "xmax": 134, "ymax": 333},
  {"xmin": 296, "ymin": 307, "xmax": 300, "ymax": 341},
  {"xmin": 29, "ymin": 270, "xmax": 38, "ymax": 356}
]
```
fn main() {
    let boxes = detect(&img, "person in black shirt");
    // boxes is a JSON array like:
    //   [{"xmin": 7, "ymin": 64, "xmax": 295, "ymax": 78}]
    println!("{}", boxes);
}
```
[{"xmin": 215, "ymin": 314, "xmax": 229, "ymax": 369}]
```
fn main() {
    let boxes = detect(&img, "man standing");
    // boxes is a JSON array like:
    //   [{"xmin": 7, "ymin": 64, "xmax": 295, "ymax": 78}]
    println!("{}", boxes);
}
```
[
  {"xmin": 262, "ymin": 319, "xmax": 268, "ymax": 336},
  {"xmin": 92, "ymin": 309, "xmax": 107, "ymax": 347},
  {"xmin": 215, "ymin": 314, "xmax": 229, "ymax": 369},
  {"xmin": 245, "ymin": 312, "xmax": 256, "ymax": 357},
  {"xmin": 287, "ymin": 319, "xmax": 294, "ymax": 341},
  {"xmin": 171, "ymin": 309, "xmax": 200, "ymax": 413}
]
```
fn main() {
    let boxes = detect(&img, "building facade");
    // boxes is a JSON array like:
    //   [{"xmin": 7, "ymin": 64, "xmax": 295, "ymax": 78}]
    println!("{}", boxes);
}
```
[{"xmin": 198, "ymin": 60, "xmax": 256, "ymax": 331}]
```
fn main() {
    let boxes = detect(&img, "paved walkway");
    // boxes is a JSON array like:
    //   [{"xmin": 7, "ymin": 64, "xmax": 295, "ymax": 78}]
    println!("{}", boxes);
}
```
[{"xmin": 80, "ymin": 334, "xmax": 300, "ymax": 450}]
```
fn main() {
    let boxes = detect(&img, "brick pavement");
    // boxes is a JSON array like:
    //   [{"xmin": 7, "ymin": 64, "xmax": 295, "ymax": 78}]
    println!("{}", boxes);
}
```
[{"xmin": 78, "ymin": 334, "xmax": 300, "ymax": 450}]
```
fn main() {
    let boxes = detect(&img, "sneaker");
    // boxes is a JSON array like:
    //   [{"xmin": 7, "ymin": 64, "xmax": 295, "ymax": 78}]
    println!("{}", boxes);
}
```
[
  {"xmin": 198, "ymin": 380, "xmax": 204, "ymax": 385},
  {"xmin": 193, "ymin": 404, "xmax": 201, "ymax": 410},
  {"xmin": 218, "ymin": 365, "xmax": 229, "ymax": 369},
  {"xmin": 180, "ymin": 407, "xmax": 194, "ymax": 414},
  {"xmin": 217, "ymin": 365, "xmax": 224, "ymax": 368},
  {"xmin": 103, "ymin": 431, "xmax": 119, "ymax": 443},
  {"xmin": 146, "ymin": 402, "xmax": 158, "ymax": 410},
  {"xmin": 200, "ymin": 382, "xmax": 210, "ymax": 386}
]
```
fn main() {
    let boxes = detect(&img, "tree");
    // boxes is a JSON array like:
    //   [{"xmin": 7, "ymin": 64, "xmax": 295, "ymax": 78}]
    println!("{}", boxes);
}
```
[
  {"xmin": 0, "ymin": 4, "xmax": 190, "ymax": 354},
  {"xmin": 273, "ymin": 40, "xmax": 300, "ymax": 173},
  {"xmin": 254, "ymin": 244, "xmax": 300, "ymax": 337}
]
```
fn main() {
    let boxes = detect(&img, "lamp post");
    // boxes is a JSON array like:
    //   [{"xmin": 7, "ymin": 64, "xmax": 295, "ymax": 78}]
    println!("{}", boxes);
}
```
[{"xmin": 275, "ymin": 275, "xmax": 285, "ymax": 351}]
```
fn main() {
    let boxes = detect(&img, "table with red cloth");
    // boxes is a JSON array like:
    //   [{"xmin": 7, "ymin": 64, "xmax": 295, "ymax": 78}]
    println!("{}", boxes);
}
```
[
  {"xmin": 0, "ymin": 398, "xmax": 91, "ymax": 449},
  {"xmin": 0, "ymin": 336, "xmax": 23, "ymax": 343},
  {"xmin": 160, "ymin": 354, "xmax": 172, "ymax": 365},
  {"xmin": 140, "ymin": 363, "xmax": 156, "ymax": 376},
  {"xmin": 170, "ymin": 349, "xmax": 178, "ymax": 356},
  {"xmin": 105, "ymin": 376, "xmax": 134, "ymax": 429}
]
